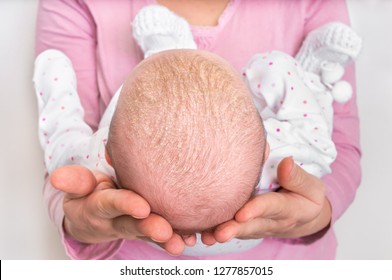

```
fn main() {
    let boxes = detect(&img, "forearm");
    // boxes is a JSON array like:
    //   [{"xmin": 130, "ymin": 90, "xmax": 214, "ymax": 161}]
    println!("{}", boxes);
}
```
[
  {"xmin": 305, "ymin": 0, "xmax": 362, "ymax": 224},
  {"xmin": 307, "ymin": 140, "xmax": 361, "ymax": 236},
  {"xmin": 323, "ymin": 141, "xmax": 361, "ymax": 223}
]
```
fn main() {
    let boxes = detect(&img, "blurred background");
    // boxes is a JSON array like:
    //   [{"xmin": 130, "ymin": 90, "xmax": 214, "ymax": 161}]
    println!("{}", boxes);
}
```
[{"xmin": 0, "ymin": 0, "xmax": 391, "ymax": 259}]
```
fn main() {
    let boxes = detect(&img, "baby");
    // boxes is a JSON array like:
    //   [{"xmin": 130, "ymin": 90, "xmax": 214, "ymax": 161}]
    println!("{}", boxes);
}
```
[
  {"xmin": 33, "ymin": 5, "xmax": 361, "ymax": 254},
  {"xmin": 34, "ymin": 48, "xmax": 266, "ymax": 234}
]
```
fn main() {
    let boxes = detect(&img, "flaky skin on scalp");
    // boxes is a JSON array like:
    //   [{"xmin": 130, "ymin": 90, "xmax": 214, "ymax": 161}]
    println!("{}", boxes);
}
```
[{"xmin": 107, "ymin": 49, "xmax": 266, "ymax": 233}]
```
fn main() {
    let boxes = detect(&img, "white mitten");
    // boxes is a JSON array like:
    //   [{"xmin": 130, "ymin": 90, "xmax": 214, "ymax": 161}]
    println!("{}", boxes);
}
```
[{"xmin": 132, "ymin": 5, "xmax": 197, "ymax": 58}]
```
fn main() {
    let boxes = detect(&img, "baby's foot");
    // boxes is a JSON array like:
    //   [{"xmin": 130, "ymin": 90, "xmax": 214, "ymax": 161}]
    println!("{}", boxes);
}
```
[
  {"xmin": 132, "ymin": 5, "xmax": 197, "ymax": 58},
  {"xmin": 295, "ymin": 22, "xmax": 362, "ymax": 74}
]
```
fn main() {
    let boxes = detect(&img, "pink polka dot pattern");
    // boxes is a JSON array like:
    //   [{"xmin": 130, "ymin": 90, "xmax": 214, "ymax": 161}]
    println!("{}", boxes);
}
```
[
  {"xmin": 34, "ymin": 49, "xmax": 115, "ymax": 181},
  {"xmin": 245, "ymin": 51, "xmax": 337, "ymax": 195}
]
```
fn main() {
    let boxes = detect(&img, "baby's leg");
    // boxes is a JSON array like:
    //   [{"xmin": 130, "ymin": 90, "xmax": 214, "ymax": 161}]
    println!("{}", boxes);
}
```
[
  {"xmin": 244, "ymin": 52, "xmax": 337, "ymax": 194},
  {"xmin": 33, "ymin": 50, "xmax": 110, "ymax": 175},
  {"xmin": 132, "ymin": 5, "xmax": 197, "ymax": 58},
  {"xmin": 295, "ymin": 22, "xmax": 362, "ymax": 74}
]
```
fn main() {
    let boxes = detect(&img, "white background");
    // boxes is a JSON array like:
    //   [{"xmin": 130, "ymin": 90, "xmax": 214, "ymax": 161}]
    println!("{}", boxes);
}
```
[{"xmin": 0, "ymin": 0, "xmax": 391, "ymax": 259}]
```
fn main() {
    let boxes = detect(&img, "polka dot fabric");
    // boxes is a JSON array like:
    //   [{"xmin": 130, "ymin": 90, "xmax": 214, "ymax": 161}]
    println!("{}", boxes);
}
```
[
  {"xmin": 243, "ymin": 51, "xmax": 337, "ymax": 194},
  {"xmin": 33, "ymin": 50, "xmax": 115, "ymax": 179}
]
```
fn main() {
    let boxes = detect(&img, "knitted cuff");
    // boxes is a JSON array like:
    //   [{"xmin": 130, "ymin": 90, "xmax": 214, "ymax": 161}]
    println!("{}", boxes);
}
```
[{"xmin": 132, "ymin": 5, "xmax": 197, "ymax": 58}]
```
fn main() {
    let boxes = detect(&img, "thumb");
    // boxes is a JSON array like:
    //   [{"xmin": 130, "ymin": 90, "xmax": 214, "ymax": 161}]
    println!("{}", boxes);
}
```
[
  {"xmin": 50, "ymin": 165, "xmax": 97, "ymax": 199},
  {"xmin": 277, "ymin": 157, "xmax": 325, "ymax": 203}
]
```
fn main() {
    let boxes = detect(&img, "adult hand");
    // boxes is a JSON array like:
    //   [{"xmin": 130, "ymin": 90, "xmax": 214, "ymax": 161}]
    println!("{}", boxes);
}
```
[
  {"xmin": 201, "ymin": 157, "xmax": 332, "ymax": 244},
  {"xmin": 51, "ymin": 165, "xmax": 193, "ymax": 255}
]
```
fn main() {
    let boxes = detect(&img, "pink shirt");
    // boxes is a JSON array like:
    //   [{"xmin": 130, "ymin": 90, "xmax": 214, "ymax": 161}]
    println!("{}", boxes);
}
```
[{"xmin": 36, "ymin": 0, "xmax": 361, "ymax": 260}]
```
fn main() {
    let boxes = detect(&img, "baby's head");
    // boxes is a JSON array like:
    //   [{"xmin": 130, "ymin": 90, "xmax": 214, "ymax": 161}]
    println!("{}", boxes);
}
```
[{"xmin": 106, "ymin": 49, "xmax": 267, "ymax": 233}]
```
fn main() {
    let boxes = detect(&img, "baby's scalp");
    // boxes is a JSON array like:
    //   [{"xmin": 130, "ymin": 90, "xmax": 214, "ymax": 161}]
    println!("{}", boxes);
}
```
[{"xmin": 108, "ymin": 49, "xmax": 266, "ymax": 233}]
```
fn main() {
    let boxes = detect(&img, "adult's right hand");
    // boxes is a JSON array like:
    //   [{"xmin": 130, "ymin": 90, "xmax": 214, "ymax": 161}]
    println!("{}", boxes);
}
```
[{"xmin": 51, "ymin": 165, "xmax": 189, "ymax": 256}]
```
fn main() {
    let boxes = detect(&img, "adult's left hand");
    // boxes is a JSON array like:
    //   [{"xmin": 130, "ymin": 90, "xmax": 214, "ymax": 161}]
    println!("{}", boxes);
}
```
[{"xmin": 201, "ymin": 157, "xmax": 332, "ymax": 244}]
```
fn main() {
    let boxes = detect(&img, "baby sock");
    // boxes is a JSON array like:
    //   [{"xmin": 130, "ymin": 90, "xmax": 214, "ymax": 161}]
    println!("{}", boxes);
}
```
[
  {"xmin": 132, "ymin": 5, "xmax": 197, "ymax": 58},
  {"xmin": 295, "ymin": 22, "xmax": 362, "ymax": 103},
  {"xmin": 295, "ymin": 22, "xmax": 362, "ymax": 74}
]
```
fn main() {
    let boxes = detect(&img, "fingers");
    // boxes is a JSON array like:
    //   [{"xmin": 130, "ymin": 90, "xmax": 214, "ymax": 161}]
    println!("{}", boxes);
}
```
[
  {"xmin": 205, "ymin": 157, "xmax": 329, "ymax": 243},
  {"xmin": 136, "ymin": 213, "xmax": 174, "ymax": 242},
  {"xmin": 113, "ymin": 213, "xmax": 173, "ymax": 242},
  {"xmin": 212, "ymin": 220, "xmax": 272, "ymax": 243},
  {"xmin": 53, "ymin": 166, "xmax": 188, "ymax": 255},
  {"xmin": 200, "ymin": 231, "xmax": 217, "ymax": 246},
  {"xmin": 209, "ymin": 191, "xmax": 294, "ymax": 243},
  {"xmin": 53, "ymin": 165, "xmax": 151, "ymax": 219},
  {"xmin": 235, "ymin": 192, "xmax": 287, "ymax": 223},
  {"xmin": 277, "ymin": 157, "xmax": 325, "ymax": 203},
  {"xmin": 92, "ymin": 188, "xmax": 151, "ymax": 219},
  {"xmin": 51, "ymin": 165, "xmax": 97, "ymax": 199},
  {"xmin": 114, "ymin": 213, "xmax": 187, "ymax": 256},
  {"xmin": 160, "ymin": 234, "xmax": 186, "ymax": 256},
  {"xmin": 181, "ymin": 234, "xmax": 197, "ymax": 247},
  {"xmin": 212, "ymin": 220, "xmax": 240, "ymax": 243},
  {"xmin": 214, "ymin": 215, "xmax": 299, "ymax": 241}
]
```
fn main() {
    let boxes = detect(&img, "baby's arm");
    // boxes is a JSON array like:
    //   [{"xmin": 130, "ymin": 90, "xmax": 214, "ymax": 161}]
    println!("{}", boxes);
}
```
[{"xmin": 33, "ymin": 50, "xmax": 114, "ymax": 177}]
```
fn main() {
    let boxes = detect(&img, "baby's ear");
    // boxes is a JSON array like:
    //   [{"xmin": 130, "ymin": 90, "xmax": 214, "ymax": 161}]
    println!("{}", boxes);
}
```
[{"xmin": 105, "ymin": 147, "xmax": 113, "ymax": 166}]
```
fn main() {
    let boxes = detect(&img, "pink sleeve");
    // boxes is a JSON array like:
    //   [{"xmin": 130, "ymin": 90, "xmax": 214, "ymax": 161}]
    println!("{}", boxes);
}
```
[
  {"xmin": 35, "ymin": 0, "xmax": 99, "ymax": 129},
  {"xmin": 36, "ymin": 0, "xmax": 123, "ymax": 259},
  {"xmin": 304, "ymin": 0, "xmax": 361, "ymax": 224}
]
